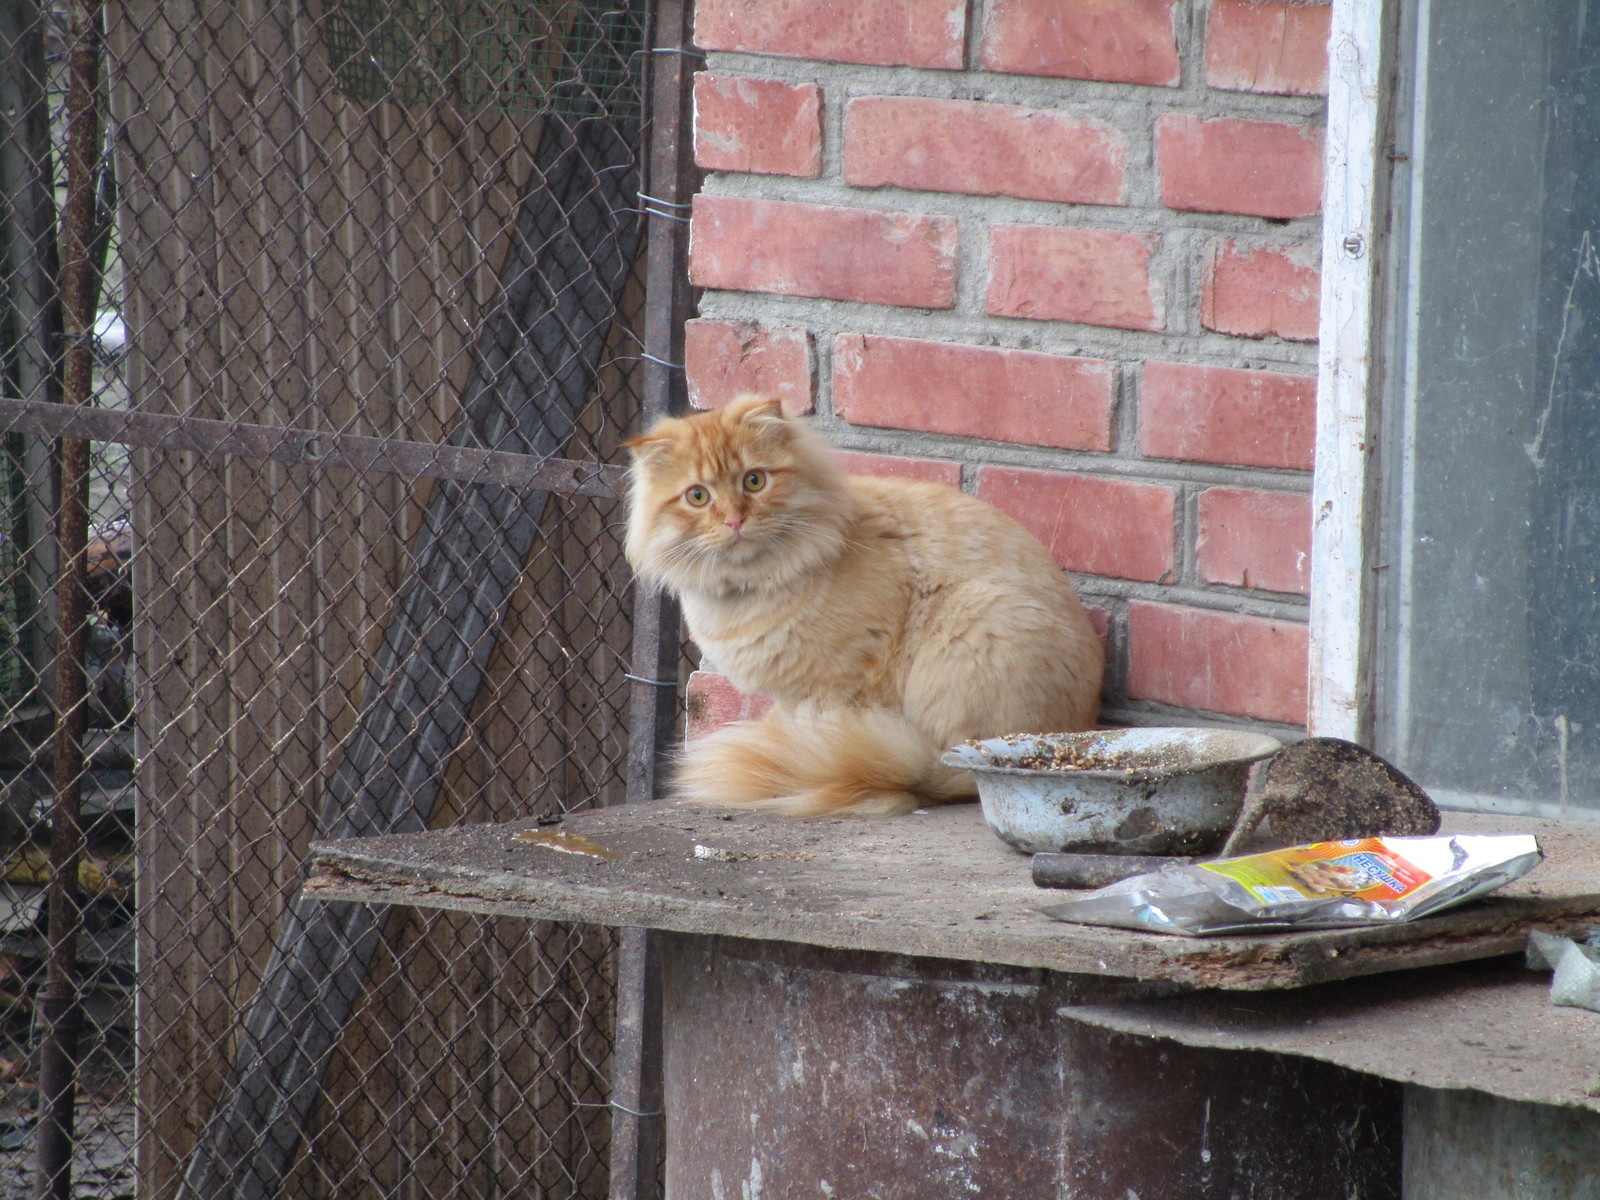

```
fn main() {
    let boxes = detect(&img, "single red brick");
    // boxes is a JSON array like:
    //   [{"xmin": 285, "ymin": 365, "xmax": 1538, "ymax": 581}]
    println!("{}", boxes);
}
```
[
  {"xmin": 695, "ymin": 0, "xmax": 966, "ymax": 70},
  {"xmin": 1126, "ymin": 601, "xmax": 1308, "ymax": 724},
  {"xmin": 976, "ymin": 466, "xmax": 1176, "ymax": 582},
  {"xmin": 844, "ymin": 96, "xmax": 1126, "ymax": 206},
  {"xmin": 685, "ymin": 319, "xmax": 814, "ymax": 413},
  {"xmin": 1139, "ymin": 361, "xmax": 1314, "ymax": 470},
  {"xmin": 693, "ymin": 74, "xmax": 823, "ymax": 178},
  {"xmin": 1156, "ymin": 114, "xmax": 1324, "ymax": 219},
  {"xmin": 834, "ymin": 334, "xmax": 1114, "ymax": 452},
  {"xmin": 686, "ymin": 670, "xmax": 772, "ymax": 741},
  {"xmin": 690, "ymin": 195, "xmax": 958, "ymax": 309},
  {"xmin": 988, "ymin": 224, "xmax": 1162, "ymax": 331},
  {"xmin": 1205, "ymin": 0, "xmax": 1331, "ymax": 97},
  {"xmin": 1197, "ymin": 487, "xmax": 1312, "ymax": 595},
  {"xmin": 981, "ymin": 0, "xmax": 1181, "ymax": 87},
  {"xmin": 834, "ymin": 450, "xmax": 963, "ymax": 487},
  {"xmin": 1202, "ymin": 238, "xmax": 1320, "ymax": 342}
]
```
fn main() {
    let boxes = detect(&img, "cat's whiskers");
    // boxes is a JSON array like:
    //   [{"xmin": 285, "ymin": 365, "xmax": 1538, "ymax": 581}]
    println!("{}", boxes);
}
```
[
  {"xmin": 745, "ymin": 513, "xmax": 853, "ymax": 575},
  {"xmin": 638, "ymin": 536, "xmax": 713, "ymax": 582},
  {"xmin": 642, "ymin": 528, "xmax": 777, "ymax": 594}
]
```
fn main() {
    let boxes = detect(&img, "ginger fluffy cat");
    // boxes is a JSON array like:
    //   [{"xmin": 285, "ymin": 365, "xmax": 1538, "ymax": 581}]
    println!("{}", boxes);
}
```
[{"xmin": 624, "ymin": 394, "xmax": 1103, "ymax": 816}]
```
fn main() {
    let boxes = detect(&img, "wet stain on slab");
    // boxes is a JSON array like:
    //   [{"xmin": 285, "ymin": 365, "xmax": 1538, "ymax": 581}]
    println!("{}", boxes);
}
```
[{"xmin": 510, "ymin": 828, "xmax": 627, "ymax": 860}]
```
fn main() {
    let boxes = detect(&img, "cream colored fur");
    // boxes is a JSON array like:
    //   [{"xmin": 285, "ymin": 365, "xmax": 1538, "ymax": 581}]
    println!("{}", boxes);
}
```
[{"xmin": 624, "ymin": 394, "xmax": 1104, "ymax": 816}]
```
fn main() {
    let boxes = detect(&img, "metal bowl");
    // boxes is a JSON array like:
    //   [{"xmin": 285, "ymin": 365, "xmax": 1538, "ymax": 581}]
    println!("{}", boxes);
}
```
[{"xmin": 941, "ymin": 727, "xmax": 1283, "ymax": 856}]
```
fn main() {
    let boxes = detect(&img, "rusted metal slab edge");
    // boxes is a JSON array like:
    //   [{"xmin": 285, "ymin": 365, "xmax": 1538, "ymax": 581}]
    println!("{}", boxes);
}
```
[
  {"xmin": 300, "ymin": 844, "xmax": 1600, "ymax": 993},
  {"xmin": 0, "ymin": 395, "xmax": 627, "ymax": 498},
  {"xmin": 1058, "ymin": 956, "xmax": 1600, "ymax": 1113}
]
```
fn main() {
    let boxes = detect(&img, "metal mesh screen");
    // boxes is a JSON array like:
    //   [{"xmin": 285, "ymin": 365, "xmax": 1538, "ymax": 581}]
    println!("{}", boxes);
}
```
[
  {"xmin": 0, "ymin": 0, "xmax": 676, "ymax": 1194},
  {"xmin": 323, "ymin": 0, "xmax": 643, "ymax": 122}
]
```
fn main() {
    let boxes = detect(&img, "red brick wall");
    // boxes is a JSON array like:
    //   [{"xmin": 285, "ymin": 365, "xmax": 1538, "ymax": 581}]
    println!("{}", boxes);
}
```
[{"xmin": 683, "ymin": 0, "xmax": 1326, "ymax": 735}]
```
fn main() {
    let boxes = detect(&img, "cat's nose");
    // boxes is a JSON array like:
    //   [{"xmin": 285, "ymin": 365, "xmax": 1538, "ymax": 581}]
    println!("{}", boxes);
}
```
[{"xmin": 725, "ymin": 516, "xmax": 744, "ymax": 533}]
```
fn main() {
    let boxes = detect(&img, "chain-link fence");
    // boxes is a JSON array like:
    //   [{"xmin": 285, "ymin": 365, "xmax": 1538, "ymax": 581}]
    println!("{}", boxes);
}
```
[{"xmin": 0, "ymin": 0, "xmax": 687, "ymax": 1194}]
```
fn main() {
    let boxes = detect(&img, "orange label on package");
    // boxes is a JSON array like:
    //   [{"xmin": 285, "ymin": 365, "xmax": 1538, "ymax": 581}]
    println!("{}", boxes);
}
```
[{"xmin": 1200, "ymin": 838, "xmax": 1433, "ymax": 905}]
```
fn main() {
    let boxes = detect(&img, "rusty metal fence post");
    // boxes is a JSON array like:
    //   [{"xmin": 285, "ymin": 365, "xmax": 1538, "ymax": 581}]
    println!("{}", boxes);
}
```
[
  {"xmin": 37, "ymin": 0, "xmax": 109, "ymax": 1194},
  {"xmin": 612, "ymin": 2, "xmax": 698, "ymax": 1194}
]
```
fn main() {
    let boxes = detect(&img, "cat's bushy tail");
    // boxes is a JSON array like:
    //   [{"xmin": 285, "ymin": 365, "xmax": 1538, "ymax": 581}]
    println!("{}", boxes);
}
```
[{"xmin": 672, "ymin": 705, "xmax": 974, "ymax": 817}]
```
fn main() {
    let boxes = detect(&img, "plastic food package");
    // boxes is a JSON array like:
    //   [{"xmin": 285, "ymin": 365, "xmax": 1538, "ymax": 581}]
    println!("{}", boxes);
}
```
[{"xmin": 1040, "ymin": 834, "xmax": 1542, "ymax": 937}]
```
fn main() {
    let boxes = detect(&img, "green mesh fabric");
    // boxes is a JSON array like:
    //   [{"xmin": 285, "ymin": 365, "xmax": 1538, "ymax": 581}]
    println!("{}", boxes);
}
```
[{"xmin": 322, "ymin": 0, "xmax": 642, "ymax": 122}]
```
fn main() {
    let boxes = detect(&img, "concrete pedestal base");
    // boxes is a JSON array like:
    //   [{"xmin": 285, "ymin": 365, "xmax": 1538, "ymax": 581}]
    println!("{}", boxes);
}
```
[{"xmin": 1404, "ymin": 1088, "xmax": 1600, "ymax": 1200}]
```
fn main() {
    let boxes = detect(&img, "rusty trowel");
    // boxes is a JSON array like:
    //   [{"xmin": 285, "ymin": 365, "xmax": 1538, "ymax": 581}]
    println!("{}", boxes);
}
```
[{"xmin": 1032, "ymin": 737, "xmax": 1441, "ymax": 890}]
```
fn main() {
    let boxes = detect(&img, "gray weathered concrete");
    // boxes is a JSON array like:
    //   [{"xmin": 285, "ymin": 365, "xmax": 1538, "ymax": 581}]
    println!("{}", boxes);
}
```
[{"xmin": 304, "ymin": 802, "xmax": 1600, "ymax": 991}]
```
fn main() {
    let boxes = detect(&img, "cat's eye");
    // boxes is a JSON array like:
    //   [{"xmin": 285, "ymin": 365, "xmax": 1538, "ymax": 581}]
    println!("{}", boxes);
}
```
[
  {"xmin": 742, "ymin": 470, "xmax": 767, "ymax": 493},
  {"xmin": 684, "ymin": 485, "xmax": 710, "ymax": 507}
]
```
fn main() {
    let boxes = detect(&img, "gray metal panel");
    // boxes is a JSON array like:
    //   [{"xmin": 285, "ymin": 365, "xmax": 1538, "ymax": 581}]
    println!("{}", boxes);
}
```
[{"xmin": 1404, "ymin": 1088, "xmax": 1600, "ymax": 1200}]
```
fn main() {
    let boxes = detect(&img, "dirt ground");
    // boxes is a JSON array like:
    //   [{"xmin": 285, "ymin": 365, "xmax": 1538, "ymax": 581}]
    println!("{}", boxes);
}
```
[
  {"xmin": 0, "ymin": 1103, "xmax": 135, "ymax": 1200},
  {"xmin": 0, "ymin": 991, "xmax": 134, "ymax": 1200}
]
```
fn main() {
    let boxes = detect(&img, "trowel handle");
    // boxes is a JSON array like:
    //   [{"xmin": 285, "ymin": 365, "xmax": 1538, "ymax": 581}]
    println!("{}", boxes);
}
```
[{"xmin": 1031, "ymin": 851, "xmax": 1192, "ymax": 890}]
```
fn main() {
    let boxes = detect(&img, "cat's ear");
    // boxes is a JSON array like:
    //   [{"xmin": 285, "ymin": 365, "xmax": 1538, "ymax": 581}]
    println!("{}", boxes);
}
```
[
  {"xmin": 622, "ymin": 427, "xmax": 675, "ymax": 465},
  {"xmin": 725, "ymin": 394, "xmax": 789, "ymax": 432}
]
